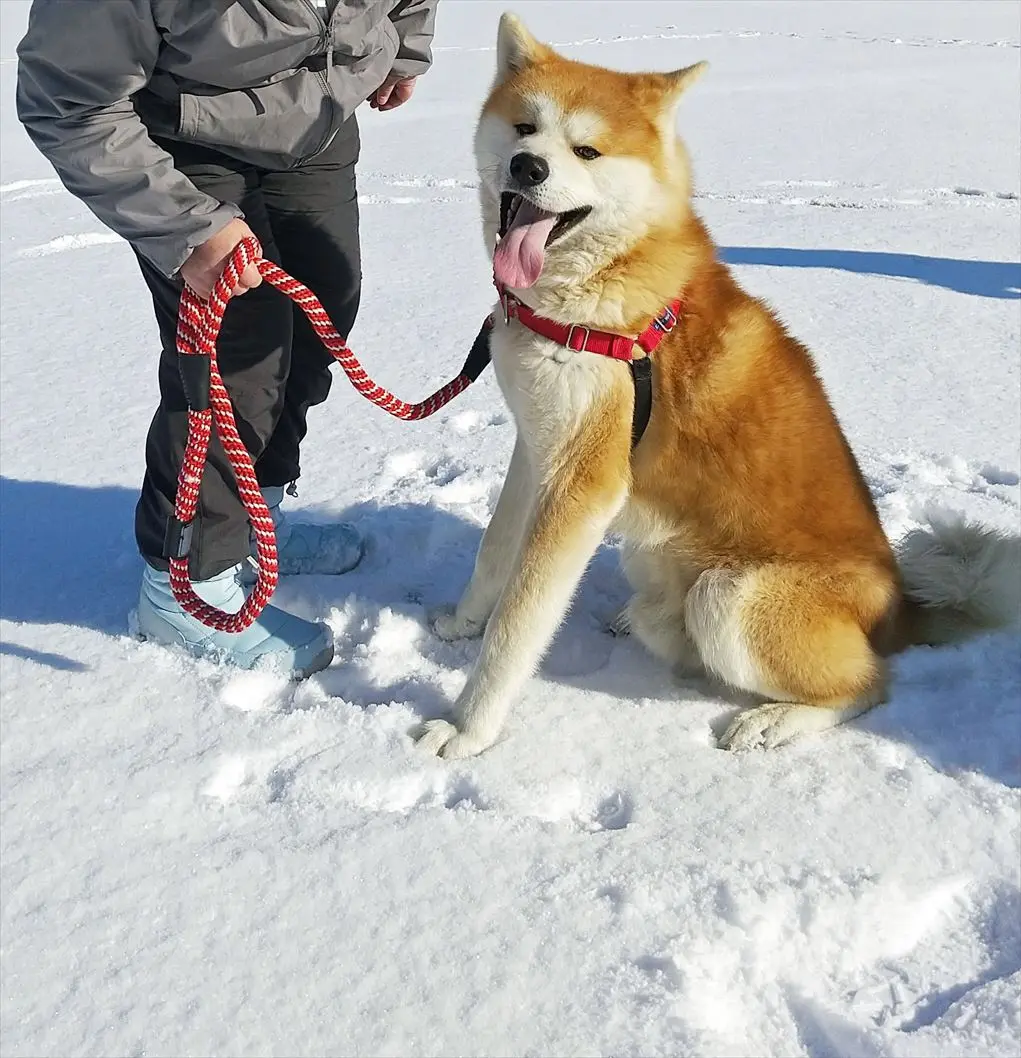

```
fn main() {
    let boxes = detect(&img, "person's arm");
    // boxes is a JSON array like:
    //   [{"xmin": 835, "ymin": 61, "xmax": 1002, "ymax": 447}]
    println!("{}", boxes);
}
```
[
  {"xmin": 387, "ymin": 0, "xmax": 437, "ymax": 81},
  {"xmin": 16, "ymin": 0, "xmax": 241, "ymax": 277}
]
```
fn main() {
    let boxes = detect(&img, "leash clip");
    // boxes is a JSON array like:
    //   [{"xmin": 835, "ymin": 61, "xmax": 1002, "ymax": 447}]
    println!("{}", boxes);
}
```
[{"xmin": 501, "ymin": 290, "xmax": 521, "ymax": 325}]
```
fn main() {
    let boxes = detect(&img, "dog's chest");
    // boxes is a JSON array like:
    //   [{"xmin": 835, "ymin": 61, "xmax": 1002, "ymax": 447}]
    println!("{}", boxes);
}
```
[{"xmin": 489, "ymin": 318, "xmax": 619, "ymax": 456}]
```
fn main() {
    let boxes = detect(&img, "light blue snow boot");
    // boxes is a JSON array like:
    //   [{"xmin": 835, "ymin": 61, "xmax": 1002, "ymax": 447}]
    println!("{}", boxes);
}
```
[
  {"xmin": 135, "ymin": 562, "xmax": 334, "ymax": 678},
  {"xmin": 255, "ymin": 486, "xmax": 364, "ymax": 577}
]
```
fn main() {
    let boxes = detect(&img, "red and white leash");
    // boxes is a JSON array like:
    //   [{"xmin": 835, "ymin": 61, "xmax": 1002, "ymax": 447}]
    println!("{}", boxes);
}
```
[{"xmin": 169, "ymin": 236, "xmax": 475, "ymax": 632}]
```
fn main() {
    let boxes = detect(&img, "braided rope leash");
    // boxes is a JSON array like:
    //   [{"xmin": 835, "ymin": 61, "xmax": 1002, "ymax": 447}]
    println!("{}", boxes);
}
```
[{"xmin": 169, "ymin": 236, "xmax": 477, "ymax": 632}]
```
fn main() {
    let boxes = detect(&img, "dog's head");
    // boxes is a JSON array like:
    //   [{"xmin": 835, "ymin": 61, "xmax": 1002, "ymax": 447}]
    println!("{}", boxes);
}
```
[{"xmin": 475, "ymin": 13, "xmax": 707, "ymax": 293}]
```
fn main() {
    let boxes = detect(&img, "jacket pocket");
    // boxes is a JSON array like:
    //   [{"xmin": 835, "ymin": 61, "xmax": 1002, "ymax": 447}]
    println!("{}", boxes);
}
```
[{"xmin": 178, "ymin": 68, "xmax": 333, "ymax": 162}]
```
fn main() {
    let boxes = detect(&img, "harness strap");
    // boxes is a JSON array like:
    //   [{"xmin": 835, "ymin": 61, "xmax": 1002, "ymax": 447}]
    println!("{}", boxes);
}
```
[{"xmin": 629, "ymin": 358, "xmax": 653, "ymax": 448}]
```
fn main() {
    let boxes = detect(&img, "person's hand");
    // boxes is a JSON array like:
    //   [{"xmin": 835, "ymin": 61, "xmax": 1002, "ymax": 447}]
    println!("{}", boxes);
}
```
[
  {"xmin": 180, "ymin": 217, "xmax": 263, "ymax": 300},
  {"xmin": 369, "ymin": 73, "xmax": 416, "ymax": 112}
]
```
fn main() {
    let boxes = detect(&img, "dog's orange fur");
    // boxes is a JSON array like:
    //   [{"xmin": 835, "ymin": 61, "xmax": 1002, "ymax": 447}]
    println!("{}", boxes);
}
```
[{"xmin": 500, "ymin": 41, "xmax": 907, "ymax": 713}]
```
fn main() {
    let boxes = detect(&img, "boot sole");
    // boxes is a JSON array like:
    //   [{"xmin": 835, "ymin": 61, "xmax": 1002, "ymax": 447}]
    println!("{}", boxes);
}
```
[{"xmin": 132, "ymin": 611, "xmax": 336, "ymax": 681}]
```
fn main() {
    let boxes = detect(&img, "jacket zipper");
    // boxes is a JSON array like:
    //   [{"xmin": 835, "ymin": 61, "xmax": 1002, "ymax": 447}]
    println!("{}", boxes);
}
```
[{"xmin": 298, "ymin": 0, "xmax": 339, "ymax": 163}]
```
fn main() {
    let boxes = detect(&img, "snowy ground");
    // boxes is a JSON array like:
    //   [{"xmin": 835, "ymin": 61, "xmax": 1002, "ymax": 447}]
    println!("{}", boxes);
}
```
[{"xmin": 2, "ymin": 2, "xmax": 1020, "ymax": 1056}]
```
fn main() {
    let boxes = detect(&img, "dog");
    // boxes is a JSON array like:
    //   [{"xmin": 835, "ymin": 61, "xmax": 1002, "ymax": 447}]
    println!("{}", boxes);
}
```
[{"xmin": 416, "ymin": 12, "xmax": 1020, "ymax": 760}]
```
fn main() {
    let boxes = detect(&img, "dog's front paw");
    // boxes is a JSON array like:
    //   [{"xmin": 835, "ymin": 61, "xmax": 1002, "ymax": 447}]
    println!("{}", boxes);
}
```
[
  {"xmin": 429, "ymin": 604, "xmax": 486, "ymax": 642},
  {"xmin": 718, "ymin": 703, "xmax": 799, "ymax": 751},
  {"xmin": 415, "ymin": 719, "xmax": 491, "ymax": 760}
]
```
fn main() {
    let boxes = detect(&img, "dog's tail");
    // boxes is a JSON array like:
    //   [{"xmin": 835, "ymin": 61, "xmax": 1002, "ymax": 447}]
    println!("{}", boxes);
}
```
[{"xmin": 895, "ymin": 512, "xmax": 1020, "ymax": 648}]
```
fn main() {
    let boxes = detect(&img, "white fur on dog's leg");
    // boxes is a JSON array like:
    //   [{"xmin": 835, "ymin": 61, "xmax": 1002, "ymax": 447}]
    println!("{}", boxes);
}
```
[
  {"xmin": 448, "ymin": 476, "xmax": 628, "ymax": 756},
  {"xmin": 415, "ymin": 719, "xmax": 491, "ymax": 759},
  {"xmin": 429, "ymin": 604, "xmax": 486, "ymax": 642},
  {"xmin": 719, "ymin": 702, "xmax": 870, "ymax": 751}
]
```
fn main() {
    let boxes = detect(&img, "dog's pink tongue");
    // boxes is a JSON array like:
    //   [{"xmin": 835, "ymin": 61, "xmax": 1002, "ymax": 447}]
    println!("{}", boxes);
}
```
[{"xmin": 493, "ymin": 200, "xmax": 558, "ymax": 288}]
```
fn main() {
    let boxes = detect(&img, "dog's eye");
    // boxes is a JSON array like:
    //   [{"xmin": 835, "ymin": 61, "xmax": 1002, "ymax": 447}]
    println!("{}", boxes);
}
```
[
  {"xmin": 573, "ymin": 145, "xmax": 601, "ymax": 161},
  {"xmin": 514, "ymin": 123, "xmax": 537, "ymax": 137}
]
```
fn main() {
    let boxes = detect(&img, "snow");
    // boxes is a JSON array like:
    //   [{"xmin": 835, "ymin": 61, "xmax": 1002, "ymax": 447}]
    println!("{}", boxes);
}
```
[{"xmin": 1, "ymin": 1, "xmax": 1019, "ymax": 1055}]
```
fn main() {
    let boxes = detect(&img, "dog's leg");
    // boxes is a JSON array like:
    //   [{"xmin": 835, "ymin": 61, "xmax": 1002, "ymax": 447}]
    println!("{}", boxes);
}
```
[
  {"xmin": 683, "ymin": 565, "xmax": 893, "ymax": 750},
  {"xmin": 625, "ymin": 592, "xmax": 704, "ymax": 676},
  {"xmin": 418, "ymin": 438, "xmax": 629, "ymax": 759},
  {"xmin": 620, "ymin": 547, "xmax": 703, "ymax": 674},
  {"xmin": 432, "ymin": 437, "xmax": 533, "ymax": 641}
]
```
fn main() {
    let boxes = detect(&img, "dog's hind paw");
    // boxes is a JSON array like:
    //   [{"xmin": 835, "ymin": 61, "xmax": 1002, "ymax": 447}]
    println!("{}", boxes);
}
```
[
  {"xmin": 429, "ymin": 604, "xmax": 487, "ymax": 642},
  {"xmin": 718, "ymin": 704, "xmax": 799, "ymax": 751},
  {"xmin": 718, "ymin": 701, "xmax": 858, "ymax": 751},
  {"xmin": 414, "ymin": 719, "xmax": 491, "ymax": 760}
]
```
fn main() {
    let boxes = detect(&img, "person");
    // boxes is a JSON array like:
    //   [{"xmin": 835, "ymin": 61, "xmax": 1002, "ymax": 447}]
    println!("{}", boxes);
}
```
[{"xmin": 16, "ymin": 0, "xmax": 438, "ymax": 678}]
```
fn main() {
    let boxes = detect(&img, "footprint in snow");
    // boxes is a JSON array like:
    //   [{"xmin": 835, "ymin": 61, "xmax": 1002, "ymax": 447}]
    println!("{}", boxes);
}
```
[
  {"xmin": 977, "ymin": 463, "xmax": 1019, "ymax": 488},
  {"xmin": 443, "ymin": 774, "xmax": 489, "ymax": 811},
  {"xmin": 634, "ymin": 953, "xmax": 682, "ymax": 991},
  {"xmin": 590, "ymin": 790, "xmax": 634, "ymax": 831},
  {"xmin": 952, "ymin": 186, "xmax": 1019, "ymax": 200},
  {"xmin": 596, "ymin": 883, "xmax": 628, "ymax": 913},
  {"xmin": 425, "ymin": 456, "xmax": 466, "ymax": 486}
]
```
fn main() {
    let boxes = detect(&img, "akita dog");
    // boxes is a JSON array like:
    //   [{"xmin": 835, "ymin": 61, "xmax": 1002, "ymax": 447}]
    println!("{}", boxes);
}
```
[{"xmin": 417, "ymin": 13, "xmax": 1019, "ymax": 760}]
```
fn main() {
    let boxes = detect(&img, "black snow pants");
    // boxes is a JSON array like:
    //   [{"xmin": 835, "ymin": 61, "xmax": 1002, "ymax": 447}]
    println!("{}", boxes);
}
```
[{"xmin": 133, "ymin": 117, "xmax": 361, "ymax": 581}]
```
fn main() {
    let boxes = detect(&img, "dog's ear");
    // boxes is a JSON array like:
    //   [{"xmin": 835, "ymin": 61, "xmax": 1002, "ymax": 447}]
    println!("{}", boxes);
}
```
[
  {"xmin": 664, "ymin": 61, "xmax": 709, "ymax": 103},
  {"xmin": 496, "ymin": 12, "xmax": 550, "ymax": 80},
  {"xmin": 641, "ymin": 62, "xmax": 707, "ymax": 135},
  {"xmin": 639, "ymin": 62, "xmax": 708, "ymax": 118}
]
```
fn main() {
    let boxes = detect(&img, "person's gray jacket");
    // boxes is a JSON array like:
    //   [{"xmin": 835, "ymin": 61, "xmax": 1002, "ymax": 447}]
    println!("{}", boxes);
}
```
[{"xmin": 16, "ymin": 0, "xmax": 437, "ymax": 276}]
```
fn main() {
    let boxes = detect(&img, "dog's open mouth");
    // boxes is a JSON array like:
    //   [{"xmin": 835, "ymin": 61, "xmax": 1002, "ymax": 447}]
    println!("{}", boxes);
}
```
[
  {"xmin": 499, "ymin": 193, "xmax": 591, "ymax": 244},
  {"xmin": 494, "ymin": 193, "xmax": 592, "ymax": 289}
]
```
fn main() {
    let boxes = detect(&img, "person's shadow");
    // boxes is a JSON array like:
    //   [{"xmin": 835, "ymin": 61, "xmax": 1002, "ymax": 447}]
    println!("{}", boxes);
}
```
[{"xmin": 0, "ymin": 477, "xmax": 141, "ymax": 637}]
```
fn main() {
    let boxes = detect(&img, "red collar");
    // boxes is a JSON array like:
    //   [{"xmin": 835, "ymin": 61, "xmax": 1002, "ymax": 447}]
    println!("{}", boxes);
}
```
[{"xmin": 495, "ymin": 282, "xmax": 683, "ymax": 362}]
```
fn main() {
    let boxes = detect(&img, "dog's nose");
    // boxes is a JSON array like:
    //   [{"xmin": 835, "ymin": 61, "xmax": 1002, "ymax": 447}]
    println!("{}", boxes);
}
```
[{"xmin": 510, "ymin": 152, "xmax": 550, "ymax": 187}]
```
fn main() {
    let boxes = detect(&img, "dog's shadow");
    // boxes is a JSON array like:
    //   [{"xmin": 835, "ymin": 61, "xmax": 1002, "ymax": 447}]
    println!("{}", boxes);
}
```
[{"xmin": 276, "ymin": 497, "xmax": 692, "ymax": 709}]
